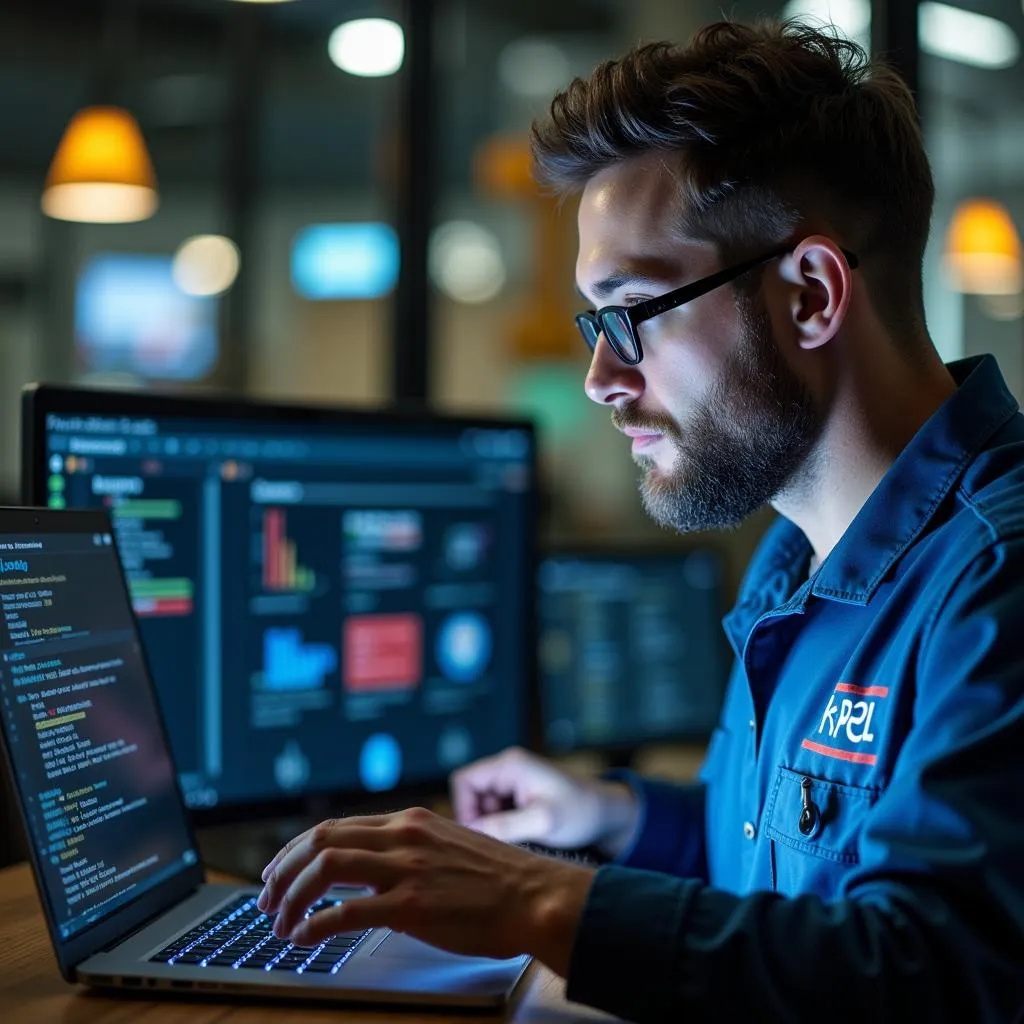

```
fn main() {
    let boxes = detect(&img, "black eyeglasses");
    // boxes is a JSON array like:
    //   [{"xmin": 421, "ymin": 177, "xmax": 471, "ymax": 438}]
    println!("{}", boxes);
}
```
[{"xmin": 576, "ymin": 244, "xmax": 860, "ymax": 365}]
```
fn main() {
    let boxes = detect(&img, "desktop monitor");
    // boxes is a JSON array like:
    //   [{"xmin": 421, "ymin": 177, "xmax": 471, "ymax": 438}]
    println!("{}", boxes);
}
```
[
  {"xmin": 22, "ymin": 385, "xmax": 537, "ymax": 824},
  {"xmin": 75, "ymin": 253, "xmax": 219, "ymax": 380},
  {"xmin": 538, "ymin": 547, "xmax": 729, "ymax": 763}
]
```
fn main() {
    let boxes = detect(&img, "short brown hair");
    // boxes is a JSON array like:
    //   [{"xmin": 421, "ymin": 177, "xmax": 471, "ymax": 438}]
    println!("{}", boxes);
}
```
[{"xmin": 531, "ymin": 19, "xmax": 934, "ymax": 338}]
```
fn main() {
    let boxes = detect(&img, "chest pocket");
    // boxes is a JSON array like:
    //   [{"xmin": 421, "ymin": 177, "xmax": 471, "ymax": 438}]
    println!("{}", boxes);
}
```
[{"xmin": 764, "ymin": 766, "xmax": 880, "ymax": 898}]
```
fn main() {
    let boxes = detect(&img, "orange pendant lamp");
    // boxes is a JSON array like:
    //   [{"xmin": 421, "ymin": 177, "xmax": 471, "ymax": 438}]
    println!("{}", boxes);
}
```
[
  {"xmin": 42, "ymin": 105, "xmax": 158, "ymax": 223},
  {"xmin": 943, "ymin": 197, "xmax": 1022, "ymax": 296}
]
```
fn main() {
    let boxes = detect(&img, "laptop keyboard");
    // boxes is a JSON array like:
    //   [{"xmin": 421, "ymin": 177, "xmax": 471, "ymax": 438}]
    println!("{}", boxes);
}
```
[{"xmin": 151, "ymin": 894, "xmax": 371, "ymax": 975}]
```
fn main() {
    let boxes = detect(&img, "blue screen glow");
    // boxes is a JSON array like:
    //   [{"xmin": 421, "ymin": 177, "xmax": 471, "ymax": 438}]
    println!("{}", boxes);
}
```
[
  {"xmin": 75, "ymin": 253, "xmax": 218, "ymax": 380},
  {"xmin": 291, "ymin": 222, "xmax": 399, "ymax": 300}
]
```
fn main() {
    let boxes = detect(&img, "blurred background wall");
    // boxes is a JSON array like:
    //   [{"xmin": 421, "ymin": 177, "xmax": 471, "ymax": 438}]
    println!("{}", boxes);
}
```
[
  {"xmin": 2, "ymin": 0, "xmax": 1015, "ymax": 516},
  {"xmin": 1, "ymin": 0, "xmax": 1022, "ymax": 533},
  {"xmin": 0, "ymin": 0, "xmax": 1022, "ymax": 867}
]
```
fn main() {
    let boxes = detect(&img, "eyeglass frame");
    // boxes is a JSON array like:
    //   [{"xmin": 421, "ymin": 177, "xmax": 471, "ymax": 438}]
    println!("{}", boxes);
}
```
[{"xmin": 575, "ymin": 243, "xmax": 861, "ymax": 365}]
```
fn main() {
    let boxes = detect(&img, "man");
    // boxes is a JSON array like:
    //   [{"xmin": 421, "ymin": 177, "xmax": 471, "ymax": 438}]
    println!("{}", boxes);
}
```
[{"xmin": 257, "ymin": 19, "xmax": 1024, "ymax": 1021}]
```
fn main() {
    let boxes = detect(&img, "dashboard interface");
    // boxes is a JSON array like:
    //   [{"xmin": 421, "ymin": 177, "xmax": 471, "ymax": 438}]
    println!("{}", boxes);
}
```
[{"xmin": 28, "ymin": 399, "xmax": 535, "ymax": 813}]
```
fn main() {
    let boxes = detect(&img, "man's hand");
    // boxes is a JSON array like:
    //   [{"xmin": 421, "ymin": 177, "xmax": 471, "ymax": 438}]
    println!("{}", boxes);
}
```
[
  {"xmin": 451, "ymin": 746, "xmax": 641, "ymax": 856},
  {"xmin": 256, "ymin": 806, "xmax": 595, "ymax": 976}
]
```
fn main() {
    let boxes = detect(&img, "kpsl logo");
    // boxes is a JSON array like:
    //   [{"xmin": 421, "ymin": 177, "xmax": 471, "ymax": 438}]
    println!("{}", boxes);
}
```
[{"xmin": 801, "ymin": 683, "xmax": 888, "ymax": 766}]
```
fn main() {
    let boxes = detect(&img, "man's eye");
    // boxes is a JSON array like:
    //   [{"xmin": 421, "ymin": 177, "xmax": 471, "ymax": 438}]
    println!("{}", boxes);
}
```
[{"xmin": 623, "ymin": 296, "xmax": 647, "ymax": 307}]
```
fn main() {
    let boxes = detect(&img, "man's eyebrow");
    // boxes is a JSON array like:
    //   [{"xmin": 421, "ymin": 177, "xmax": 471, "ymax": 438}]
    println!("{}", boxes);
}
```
[{"xmin": 576, "ymin": 261, "xmax": 685, "ymax": 304}]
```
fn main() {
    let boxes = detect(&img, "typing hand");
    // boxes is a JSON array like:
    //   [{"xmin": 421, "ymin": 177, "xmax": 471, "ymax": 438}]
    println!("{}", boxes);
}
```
[{"xmin": 256, "ymin": 806, "xmax": 593, "ymax": 977}]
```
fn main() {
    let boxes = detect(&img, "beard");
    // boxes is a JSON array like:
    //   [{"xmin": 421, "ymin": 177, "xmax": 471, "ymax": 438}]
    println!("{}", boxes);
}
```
[{"xmin": 613, "ymin": 294, "xmax": 823, "ymax": 533}]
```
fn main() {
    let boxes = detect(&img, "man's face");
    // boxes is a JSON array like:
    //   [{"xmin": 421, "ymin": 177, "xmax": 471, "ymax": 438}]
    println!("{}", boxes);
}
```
[{"xmin": 576, "ymin": 154, "xmax": 823, "ymax": 532}]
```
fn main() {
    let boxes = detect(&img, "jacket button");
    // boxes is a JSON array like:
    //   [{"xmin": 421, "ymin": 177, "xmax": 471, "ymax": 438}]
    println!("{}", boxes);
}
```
[{"xmin": 743, "ymin": 821, "xmax": 756, "ymax": 840}]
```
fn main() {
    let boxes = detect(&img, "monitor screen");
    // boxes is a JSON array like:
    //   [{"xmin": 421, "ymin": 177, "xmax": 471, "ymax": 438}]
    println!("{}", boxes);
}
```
[
  {"xmin": 538, "ymin": 549, "xmax": 728, "ymax": 756},
  {"xmin": 75, "ymin": 253, "xmax": 218, "ymax": 381},
  {"xmin": 0, "ymin": 518, "xmax": 197, "ymax": 942},
  {"xmin": 23, "ymin": 388, "xmax": 536, "ymax": 820}
]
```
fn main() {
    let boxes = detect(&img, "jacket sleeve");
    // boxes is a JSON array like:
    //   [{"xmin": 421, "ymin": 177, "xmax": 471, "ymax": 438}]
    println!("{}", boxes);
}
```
[
  {"xmin": 564, "ymin": 539, "xmax": 1024, "ymax": 1023},
  {"xmin": 603, "ymin": 771, "xmax": 708, "ymax": 882}
]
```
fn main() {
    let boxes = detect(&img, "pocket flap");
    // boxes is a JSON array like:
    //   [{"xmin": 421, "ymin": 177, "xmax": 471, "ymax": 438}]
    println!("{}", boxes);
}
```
[{"xmin": 765, "ymin": 766, "xmax": 878, "ymax": 864}]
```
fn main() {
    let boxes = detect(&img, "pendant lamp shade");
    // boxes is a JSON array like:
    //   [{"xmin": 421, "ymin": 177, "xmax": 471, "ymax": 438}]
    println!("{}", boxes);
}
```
[
  {"xmin": 42, "ymin": 106, "xmax": 158, "ymax": 223},
  {"xmin": 943, "ymin": 197, "xmax": 1022, "ymax": 295}
]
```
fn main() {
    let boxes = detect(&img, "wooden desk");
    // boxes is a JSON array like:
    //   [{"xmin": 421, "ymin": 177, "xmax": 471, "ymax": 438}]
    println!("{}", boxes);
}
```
[{"xmin": 0, "ymin": 862, "xmax": 623, "ymax": 1023}]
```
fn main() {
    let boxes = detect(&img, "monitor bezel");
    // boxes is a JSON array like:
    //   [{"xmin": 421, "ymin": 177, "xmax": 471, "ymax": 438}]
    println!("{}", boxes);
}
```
[
  {"xmin": 21, "ymin": 383, "xmax": 540, "ymax": 829},
  {"xmin": 537, "ymin": 541, "xmax": 732, "ymax": 760},
  {"xmin": 0, "ymin": 505, "xmax": 205, "ymax": 979}
]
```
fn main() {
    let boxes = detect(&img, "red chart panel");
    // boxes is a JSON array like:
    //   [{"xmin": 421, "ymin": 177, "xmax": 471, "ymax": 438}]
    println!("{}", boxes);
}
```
[{"xmin": 343, "ymin": 613, "xmax": 422, "ymax": 692}]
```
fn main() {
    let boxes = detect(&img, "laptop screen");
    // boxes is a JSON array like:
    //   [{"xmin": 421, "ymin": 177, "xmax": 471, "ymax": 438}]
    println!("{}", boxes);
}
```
[
  {"xmin": 24, "ymin": 390, "xmax": 536, "ymax": 819},
  {"xmin": 0, "ymin": 525, "xmax": 197, "ymax": 941},
  {"xmin": 538, "ymin": 548, "xmax": 729, "ymax": 755}
]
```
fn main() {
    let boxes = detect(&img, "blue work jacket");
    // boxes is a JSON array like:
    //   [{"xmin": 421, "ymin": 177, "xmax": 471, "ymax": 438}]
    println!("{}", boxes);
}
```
[{"xmin": 566, "ymin": 354, "xmax": 1024, "ymax": 1022}]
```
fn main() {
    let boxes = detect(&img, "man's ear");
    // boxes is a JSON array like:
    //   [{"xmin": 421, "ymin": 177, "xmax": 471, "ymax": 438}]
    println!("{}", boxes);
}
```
[{"xmin": 776, "ymin": 234, "xmax": 854, "ymax": 351}]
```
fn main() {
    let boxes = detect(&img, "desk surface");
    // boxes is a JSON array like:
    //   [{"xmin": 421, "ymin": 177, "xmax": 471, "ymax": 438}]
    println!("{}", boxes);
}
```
[{"xmin": 0, "ymin": 862, "xmax": 623, "ymax": 1023}]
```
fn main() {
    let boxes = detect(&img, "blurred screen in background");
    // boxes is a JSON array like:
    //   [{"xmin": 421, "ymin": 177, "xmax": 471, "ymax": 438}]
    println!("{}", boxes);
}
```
[{"xmin": 75, "ymin": 253, "xmax": 219, "ymax": 381}]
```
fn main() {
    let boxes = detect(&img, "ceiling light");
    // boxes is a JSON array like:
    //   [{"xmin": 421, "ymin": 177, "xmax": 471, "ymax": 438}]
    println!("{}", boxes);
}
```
[
  {"xmin": 173, "ymin": 235, "xmax": 240, "ymax": 297},
  {"xmin": 943, "ymin": 198, "xmax": 1022, "ymax": 295},
  {"xmin": 782, "ymin": 1, "xmax": 1019, "ymax": 70},
  {"xmin": 42, "ymin": 106, "xmax": 158, "ymax": 223},
  {"xmin": 430, "ymin": 221, "xmax": 506, "ymax": 304},
  {"xmin": 781, "ymin": 0, "xmax": 871, "ymax": 44},
  {"xmin": 328, "ymin": 19, "xmax": 404, "ymax": 77},
  {"xmin": 498, "ymin": 38, "xmax": 571, "ymax": 98},
  {"xmin": 919, "ymin": 3, "xmax": 1019, "ymax": 70}
]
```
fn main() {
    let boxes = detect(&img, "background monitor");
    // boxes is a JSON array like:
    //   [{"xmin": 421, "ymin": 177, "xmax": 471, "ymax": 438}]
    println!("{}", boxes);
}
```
[
  {"xmin": 75, "ymin": 253, "xmax": 219, "ymax": 381},
  {"xmin": 538, "ymin": 547, "xmax": 729, "ymax": 762},
  {"xmin": 22, "ymin": 385, "xmax": 536, "ymax": 824}
]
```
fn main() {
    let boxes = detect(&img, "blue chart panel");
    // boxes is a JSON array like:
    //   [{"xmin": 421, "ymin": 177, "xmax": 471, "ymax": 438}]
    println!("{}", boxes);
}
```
[
  {"xmin": 359, "ymin": 734, "xmax": 402, "ymax": 792},
  {"xmin": 436, "ymin": 611, "xmax": 492, "ymax": 683},
  {"xmin": 263, "ymin": 628, "xmax": 337, "ymax": 690}
]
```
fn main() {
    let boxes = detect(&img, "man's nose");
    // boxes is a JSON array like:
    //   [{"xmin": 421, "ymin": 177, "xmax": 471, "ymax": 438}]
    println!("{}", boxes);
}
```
[{"xmin": 584, "ymin": 332, "xmax": 645, "ymax": 406}]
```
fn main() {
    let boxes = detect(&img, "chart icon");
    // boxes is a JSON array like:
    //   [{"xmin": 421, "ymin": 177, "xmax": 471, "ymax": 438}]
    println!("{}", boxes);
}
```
[
  {"xmin": 436, "ymin": 611, "xmax": 492, "ymax": 683},
  {"xmin": 262, "ymin": 628, "xmax": 336, "ymax": 690},
  {"xmin": 274, "ymin": 741, "xmax": 310, "ymax": 791},
  {"xmin": 444, "ymin": 523, "xmax": 488, "ymax": 571},
  {"xmin": 261, "ymin": 507, "xmax": 316, "ymax": 593},
  {"xmin": 359, "ymin": 733, "xmax": 402, "ymax": 792},
  {"xmin": 437, "ymin": 725, "xmax": 472, "ymax": 768},
  {"xmin": 343, "ymin": 614, "xmax": 422, "ymax": 691}
]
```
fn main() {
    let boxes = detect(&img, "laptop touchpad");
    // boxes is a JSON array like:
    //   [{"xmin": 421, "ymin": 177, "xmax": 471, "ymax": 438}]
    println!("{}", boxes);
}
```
[{"xmin": 371, "ymin": 932, "xmax": 462, "ymax": 962}]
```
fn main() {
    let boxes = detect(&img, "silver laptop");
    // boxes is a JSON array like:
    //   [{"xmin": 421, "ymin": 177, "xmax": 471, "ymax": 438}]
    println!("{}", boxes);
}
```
[{"xmin": 0, "ymin": 506, "xmax": 530, "ymax": 1008}]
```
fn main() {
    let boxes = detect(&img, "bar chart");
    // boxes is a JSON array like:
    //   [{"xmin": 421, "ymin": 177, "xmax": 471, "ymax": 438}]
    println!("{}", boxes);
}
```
[
  {"xmin": 261, "ymin": 507, "xmax": 316, "ymax": 593},
  {"xmin": 261, "ymin": 627, "xmax": 337, "ymax": 690}
]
